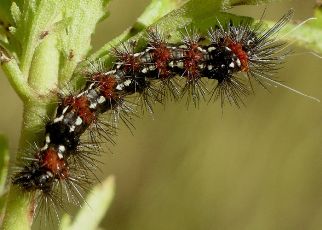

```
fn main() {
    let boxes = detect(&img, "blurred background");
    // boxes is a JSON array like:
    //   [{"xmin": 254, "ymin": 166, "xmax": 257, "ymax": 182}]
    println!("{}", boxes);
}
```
[{"xmin": 2, "ymin": 0, "xmax": 322, "ymax": 229}]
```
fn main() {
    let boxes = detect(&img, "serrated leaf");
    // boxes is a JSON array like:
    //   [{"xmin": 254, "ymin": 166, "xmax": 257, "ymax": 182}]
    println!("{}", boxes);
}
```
[
  {"xmin": 13, "ymin": 0, "xmax": 63, "ymax": 75},
  {"xmin": 57, "ymin": 0, "xmax": 110, "ymax": 87}
]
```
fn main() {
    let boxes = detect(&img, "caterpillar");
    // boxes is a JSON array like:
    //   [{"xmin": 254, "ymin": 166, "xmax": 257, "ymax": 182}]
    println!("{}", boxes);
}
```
[{"xmin": 11, "ymin": 9, "xmax": 294, "ymax": 223}]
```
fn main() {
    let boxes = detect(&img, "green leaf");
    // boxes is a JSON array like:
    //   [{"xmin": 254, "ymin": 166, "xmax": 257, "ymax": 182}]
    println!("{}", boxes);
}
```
[
  {"xmin": 89, "ymin": 0, "xmax": 184, "ymax": 61},
  {"xmin": 5, "ymin": 0, "xmax": 110, "ymax": 98},
  {"xmin": 57, "ymin": 0, "xmax": 111, "ymax": 87},
  {"xmin": 60, "ymin": 176, "xmax": 115, "ymax": 230},
  {"xmin": 313, "ymin": 6, "xmax": 322, "ymax": 26},
  {"xmin": 0, "ymin": 0, "xmax": 16, "ymax": 24},
  {"xmin": 28, "ymin": 33, "xmax": 60, "ymax": 95},
  {"xmin": 10, "ymin": 2, "xmax": 21, "ymax": 25},
  {"xmin": 276, "ymin": 6, "xmax": 322, "ymax": 54},
  {"xmin": 0, "ymin": 1, "xmax": 17, "ymax": 44},
  {"xmin": 11, "ymin": 0, "xmax": 64, "ymax": 75},
  {"xmin": 131, "ymin": 0, "xmax": 186, "ymax": 34},
  {"xmin": 2, "ymin": 1, "xmax": 111, "ymax": 229},
  {"xmin": 87, "ymin": 0, "xmax": 251, "ymax": 64}
]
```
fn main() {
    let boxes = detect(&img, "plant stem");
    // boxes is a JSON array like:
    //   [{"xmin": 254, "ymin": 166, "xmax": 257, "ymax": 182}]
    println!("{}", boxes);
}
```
[
  {"xmin": 2, "ymin": 101, "xmax": 53, "ymax": 230},
  {"xmin": 2, "ymin": 187, "xmax": 31, "ymax": 230},
  {"xmin": 1, "ymin": 51, "xmax": 37, "ymax": 102}
]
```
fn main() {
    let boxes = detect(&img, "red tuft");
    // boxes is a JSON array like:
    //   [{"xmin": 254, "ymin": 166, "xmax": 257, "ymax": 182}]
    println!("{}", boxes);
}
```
[
  {"xmin": 93, "ymin": 74, "xmax": 117, "ymax": 99},
  {"xmin": 41, "ymin": 148, "xmax": 69, "ymax": 179},
  {"xmin": 63, "ymin": 96, "xmax": 95, "ymax": 124},
  {"xmin": 184, "ymin": 44, "xmax": 203, "ymax": 78},
  {"xmin": 226, "ymin": 39, "xmax": 249, "ymax": 72},
  {"xmin": 152, "ymin": 44, "xmax": 172, "ymax": 77},
  {"xmin": 122, "ymin": 54, "xmax": 141, "ymax": 73}
]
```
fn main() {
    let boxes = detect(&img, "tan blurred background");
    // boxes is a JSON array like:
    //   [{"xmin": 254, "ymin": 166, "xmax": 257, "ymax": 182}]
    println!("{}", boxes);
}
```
[{"xmin": 2, "ymin": 0, "xmax": 322, "ymax": 229}]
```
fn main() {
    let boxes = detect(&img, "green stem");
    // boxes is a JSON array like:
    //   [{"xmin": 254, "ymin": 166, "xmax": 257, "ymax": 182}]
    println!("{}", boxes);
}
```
[
  {"xmin": 2, "ymin": 186, "xmax": 31, "ymax": 230},
  {"xmin": 2, "ymin": 25, "xmax": 60, "ymax": 230},
  {"xmin": 2, "ymin": 102, "xmax": 52, "ymax": 230},
  {"xmin": 0, "ymin": 135, "xmax": 9, "ymax": 195},
  {"xmin": 1, "ymin": 53, "xmax": 37, "ymax": 102}
]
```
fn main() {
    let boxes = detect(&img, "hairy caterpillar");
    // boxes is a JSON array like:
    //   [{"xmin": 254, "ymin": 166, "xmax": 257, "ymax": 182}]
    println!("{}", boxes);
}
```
[{"xmin": 11, "ymin": 9, "xmax": 295, "ymax": 224}]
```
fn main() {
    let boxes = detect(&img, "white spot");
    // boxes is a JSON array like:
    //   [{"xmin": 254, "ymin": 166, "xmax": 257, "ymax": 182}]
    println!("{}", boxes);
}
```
[
  {"xmin": 179, "ymin": 45, "xmax": 187, "ymax": 49},
  {"xmin": 198, "ymin": 64, "xmax": 205, "ymax": 69},
  {"xmin": 98, "ymin": 96, "xmax": 106, "ymax": 104},
  {"xmin": 133, "ymin": 52, "xmax": 142, "ymax": 57},
  {"xmin": 69, "ymin": 125, "xmax": 75, "ymax": 132},
  {"xmin": 247, "ymin": 40, "xmax": 254, "ymax": 45},
  {"xmin": 116, "ymin": 84, "xmax": 124, "ymax": 91},
  {"xmin": 169, "ymin": 61, "xmax": 174, "ymax": 68},
  {"xmin": 229, "ymin": 62, "xmax": 235, "ymax": 68},
  {"xmin": 89, "ymin": 102, "xmax": 97, "ymax": 109},
  {"xmin": 236, "ymin": 58, "xmax": 241, "ymax": 67},
  {"xmin": 58, "ymin": 145, "xmax": 66, "ymax": 154},
  {"xmin": 149, "ymin": 65, "xmax": 156, "ymax": 71},
  {"xmin": 46, "ymin": 171, "xmax": 53, "ymax": 177},
  {"xmin": 140, "ymin": 56, "xmax": 149, "ymax": 63},
  {"xmin": 141, "ymin": 68, "xmax": 148, "ymax": 73},
  {"xmin": 208, "ymin": 46, "xmax": 216, "ymax": 52},
  {"xmin": 45, "ymin": 134, "xmax": 50, "ymax": 143},
  {"xmin": 75, "ymin": 116, "xmax": 83, "ymax": 126},
  {"xmin": 221, "ymin": 64, "xmax": 225, "ymax": 68},
  {"xmin": 54, "ymin": 115, "xmax": 64, "ymax": 123},
  {"xmin": 197, "ymin": 47, "xmax": 207, "ymax": 53},
  {"xmin": 116, "ymin": 64, "xmax": 122, "ymax": 69},
  {"xmin": 58, "ymin": 152, "xmax": 63, "ymax": 159},
  {"xmin": 124, "ymin": 79, "xmax": 132, "ymax": 86},
  {"xmin": 225, "ymin": 47, "xmax": 232, "ymax": 51},
  {"xmin": 177, "ymin": 61, "xmax": 184, "ymax": 69}
]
